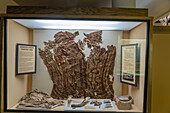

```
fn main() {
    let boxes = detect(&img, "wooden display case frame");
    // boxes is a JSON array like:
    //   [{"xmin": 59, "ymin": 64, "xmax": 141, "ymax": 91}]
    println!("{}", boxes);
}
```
[{"xmin": 0, "ymin": 6, "xmax": 153, "ymax": 113}]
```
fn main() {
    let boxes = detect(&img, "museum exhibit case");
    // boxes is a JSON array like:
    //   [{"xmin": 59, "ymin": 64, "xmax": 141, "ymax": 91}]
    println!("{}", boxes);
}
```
[{"xmin": 1, "ymin": 7, "xmax": 152, "ymax": 113}]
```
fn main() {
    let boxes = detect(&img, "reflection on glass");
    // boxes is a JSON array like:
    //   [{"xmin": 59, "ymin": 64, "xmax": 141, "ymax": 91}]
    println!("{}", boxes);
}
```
[{"xmin": 6, "ymin": 19, "xmax": 147, "ymax": 112}]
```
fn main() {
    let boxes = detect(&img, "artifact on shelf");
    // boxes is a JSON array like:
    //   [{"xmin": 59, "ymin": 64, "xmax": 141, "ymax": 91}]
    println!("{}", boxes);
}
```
[
  {"xmin": 84, "ymin": 106, "xmax": 96, "ymax": 109},
  {"xmin": 67, "ymin": 95, "xmax": 72, "ymax": 107},
  {"xmin": 90, "ymin": 99, "xmax": 98, "ymax": 104},
  {"xmin": 17, "ymin": 89, "xmax": 64, "ymax": 109},
  {"xmin": 39, "ymin": 31, "xmax": 116, "ymax": 100},
  {"xmin": 90, "ymin": 99, "xmax": 102, "ymax": 108},
  {"xmin": 94, "ymin": 102, "xmax": 102, "ymax": 108},
  {"xmin": 71, "ymin": 97, "xmax": 90, "ymax": 108},
  {"xmin": 115, "ymin": 95, "xmax": 132, "ymax": 110},
  {"xmin": 104, "ymin": 104, "xmax": 113, "ymax": 108},
  {"xmin": 104, "ymin": 100, "xmax": 111, "ymax": 103}
]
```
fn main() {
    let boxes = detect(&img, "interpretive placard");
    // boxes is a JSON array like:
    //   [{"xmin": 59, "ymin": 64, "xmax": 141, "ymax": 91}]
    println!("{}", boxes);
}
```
[
  {"xmin": 16, "ymin": 44, "xmax": 37, "ymax": 75},
  {"xmin": 120, "ymin": 44, "xmax": 138, "ymax": 86}
]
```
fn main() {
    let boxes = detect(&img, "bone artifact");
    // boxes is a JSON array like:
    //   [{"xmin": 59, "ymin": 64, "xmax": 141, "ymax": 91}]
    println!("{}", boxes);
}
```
[
  {"xmin": 84, "ymin": 106, "xmax": 96, "ymax": 109},
  {"xmin": 104, "ymin": 104, "xmax": 113, "ymax": 108},
  {"xmin": 104, "ymin": 100, "xmax": 111, "ymax": 103},
  {"xmin": 90, "ymin": 99, "xmax": 102, "ymax": 108},
  {"xmin": 67, "ymin": 95, "xmax": 72, "ymax": 107},
  {"xmin": 17, "ymin": 89, "xmax": 64, "ymax": 109},
  {"xmin": 94, "ymin": 102, "xmax": 102, "ymax": 108},
  {"xmin": 71, "ymin": 97, "xmax": 90, "ymax": 108},
  {"xmin": 39, "ymin": 30, "xmax": 116, "ymax": 100}
]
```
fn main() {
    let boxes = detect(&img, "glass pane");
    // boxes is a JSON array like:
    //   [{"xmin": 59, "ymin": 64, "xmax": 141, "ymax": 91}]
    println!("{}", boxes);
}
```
[{"xmin": 5, "ymin": 18, "xmax": 148, "ymax": 112}]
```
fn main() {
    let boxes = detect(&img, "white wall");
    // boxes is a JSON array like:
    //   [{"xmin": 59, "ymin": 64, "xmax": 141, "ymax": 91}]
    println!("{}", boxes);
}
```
[
  {"xmin": 7, "ymin": 20, "xmax": 29, "ymax": 108},
  {"xmin": 136, "ymin": 0, "xmax": 170, "ymax": 19},
  {"xmin": 33, "ymin": 29, "xmax": 122, "ymax": 96},
  {"xmin": 112, "ymin": 0, "xmax": 136, "ymax": 8}
]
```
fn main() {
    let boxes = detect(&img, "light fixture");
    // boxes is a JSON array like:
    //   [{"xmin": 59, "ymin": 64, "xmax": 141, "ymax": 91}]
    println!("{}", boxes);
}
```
[
  {"xmin": 13, "ymin": 19, "xmax": 142, "ymax": 30},
  {"xmin": 34, "ymin": 20, "xmax": 120, "ymax": 30}
]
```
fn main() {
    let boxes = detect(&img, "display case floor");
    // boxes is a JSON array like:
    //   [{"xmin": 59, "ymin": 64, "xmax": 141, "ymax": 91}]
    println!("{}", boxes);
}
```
[{"xmin": 10, "ymin": 100, "xmax": 141, "ymax": 112}]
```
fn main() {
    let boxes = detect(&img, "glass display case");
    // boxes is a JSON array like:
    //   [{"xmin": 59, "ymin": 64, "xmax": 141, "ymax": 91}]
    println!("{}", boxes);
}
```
[{"xmin": 1, "ymin": 7, "xmax": 152, "ymax": 113}]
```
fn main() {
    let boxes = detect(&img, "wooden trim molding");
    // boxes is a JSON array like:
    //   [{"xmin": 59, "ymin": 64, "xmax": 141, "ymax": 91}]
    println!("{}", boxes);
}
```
[
  {"xmin": 27, "ymin": 29, "xmax": 33, "ymax": 93},
  {"xmin": 0, "ymin": 15, "xmax": 2, "ymax": 113},
  {"xmin": 153, "ymin": 26, "xmax": 170, "ymax": 34},
  {"xmin": 0, "ymin": 15, "xmax": 4, "ymax": 113},
  {"xmin": 7, "ymin": 6, "xmax": 148, "ymax": 17}
]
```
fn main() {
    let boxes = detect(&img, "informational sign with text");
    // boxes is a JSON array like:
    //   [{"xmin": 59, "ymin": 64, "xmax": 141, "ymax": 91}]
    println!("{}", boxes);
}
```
[{"xmin": 16, "ymin": 44, "xmax": 37, "ymax": 75}]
